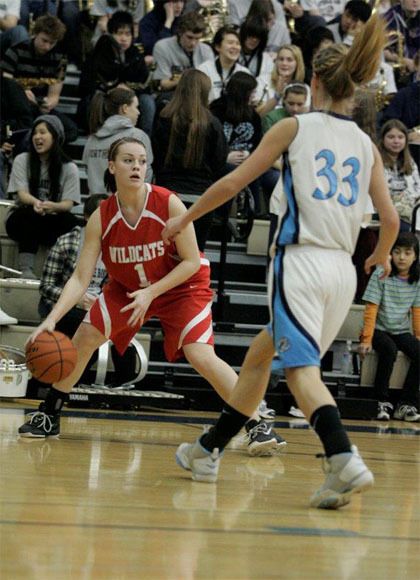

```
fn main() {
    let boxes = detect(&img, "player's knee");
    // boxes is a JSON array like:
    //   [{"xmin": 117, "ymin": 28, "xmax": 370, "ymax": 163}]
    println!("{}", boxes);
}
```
[{"xmin": 72, "ymin": 323, "xmax": 106, "ymax": 355}]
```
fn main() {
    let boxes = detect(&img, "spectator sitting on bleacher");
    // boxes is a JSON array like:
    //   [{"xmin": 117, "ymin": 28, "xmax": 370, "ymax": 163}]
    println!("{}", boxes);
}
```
[
  {"xmin": 242, "ymin": 0, "xmax": 290, "ymax": 55},
  {"xmin": 238, "ymin": 16, "xmax": 274, "ymax": 109},
  {"xmin": 327, "ymin": 0, "xmax": 371, "ymax": 45},
  {"xmin": 382, "ymin": 50, "xmax": 420, "ymax": 169},
  {"xmin": 379, "ymin": 119, "xmax": 420, "ymax": 232},
  {"xmin": 89, "ymin": 0, "xmax": 146, "ymax": 45},
  {"xmin": 210, "ymin": 71, "xmax": 277, "ymax": 217},
  {"xmin": 302, "ymin": 26, "xmax": 334, "ymax": 84},
  {"xmin": 83, "ymin": 87, "xmax": 153, "ymax": 195},
  {"xmin": 359, "ymin": 232, "xmax": 420, "ymax": 422},
  {"xmin": 152, "ymin": 69, "xmax": 228, "ymax": 250},
  {"xmin": 197, "ymin": 26, "xmax": 248, "ymax": 103},
  {"xmin": 151, "ymin": 11, "xmax": 212, "ymax": 106},
  {"xmin": 78, "ymin": 11, "xmax": 154, "ymax": 135},
  {"xmin": 5, "ymin": 115, "xmax": 80, "ymax": 279},
  {"xmin": 0, "ymin": 0, "xmax": 28, "ymax": 54},
  {"xmin": 139, "ymin": 0, "xmax": 185, "ymax": 57},
  {"xmin": 38, "ymin": 193, "xmax": 137, "ymax": 388},
  {"xmin": 260, "ymin": 43, "xmax": 306, "ymax": 116},
  {"xmin": 0, "ymin": 14, "xmax": 78, "ymax": 143}
]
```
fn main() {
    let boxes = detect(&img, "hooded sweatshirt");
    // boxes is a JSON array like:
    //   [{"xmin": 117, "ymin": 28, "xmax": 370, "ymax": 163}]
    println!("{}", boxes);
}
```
[{"xmin": 82, "ymin": 115, "xmax": 154, "ymax": 194}]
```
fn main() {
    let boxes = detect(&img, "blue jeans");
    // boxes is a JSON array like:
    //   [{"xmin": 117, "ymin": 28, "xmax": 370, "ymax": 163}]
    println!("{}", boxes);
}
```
[
  {"xmin": 20, "ymin": 1, "xmax": 58, "ymax": 28},
  {"xmin": 0, "ymin": 25, "xmax": 28, "ymax": 53}
]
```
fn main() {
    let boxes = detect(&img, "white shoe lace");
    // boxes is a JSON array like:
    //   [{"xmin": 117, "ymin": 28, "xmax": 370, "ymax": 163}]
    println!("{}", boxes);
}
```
[
  {"xmin": 250, "ymin": 421, "xmax": 271, "ymax": 437},
  {"xmin": 28, "ymin": 411, "xmax": 54, "ymax": 433}
]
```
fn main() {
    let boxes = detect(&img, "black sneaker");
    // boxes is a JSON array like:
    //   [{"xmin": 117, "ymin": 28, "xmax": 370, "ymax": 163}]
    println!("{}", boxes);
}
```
[
  {"xmin": 18, "ymin": 408, "xmax": 60, "ymax": 438},
  {"xmin": 246, "ymin": 420, "xmax": 287, "ymax": 456}
]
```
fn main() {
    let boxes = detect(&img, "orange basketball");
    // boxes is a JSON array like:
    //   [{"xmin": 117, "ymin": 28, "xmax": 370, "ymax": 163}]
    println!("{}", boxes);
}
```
[{"xmin": 25, "ymin": 331, "xmax": 78, "ymax": 384}]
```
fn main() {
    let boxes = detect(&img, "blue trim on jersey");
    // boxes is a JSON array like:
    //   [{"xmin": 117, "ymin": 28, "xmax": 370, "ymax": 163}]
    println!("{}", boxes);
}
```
[
  {"xmin": 276, "ymin": 153, "xmax": 299, "ymax": 247},
  {"xmin": 271, "ymin": 249, "xmax": 320, "ymax": 369}
]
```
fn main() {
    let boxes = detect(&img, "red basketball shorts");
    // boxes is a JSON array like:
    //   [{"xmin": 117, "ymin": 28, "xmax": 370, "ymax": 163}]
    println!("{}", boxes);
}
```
[{"xmin": 86, "ymin": 279, "xmax": 214, "ymax": 361}]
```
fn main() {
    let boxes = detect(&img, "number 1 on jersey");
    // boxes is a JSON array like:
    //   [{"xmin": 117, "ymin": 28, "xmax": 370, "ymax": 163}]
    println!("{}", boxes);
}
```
[{"xmin": 135, "ymin": 264, "xmax": 151, "ymax": 287}]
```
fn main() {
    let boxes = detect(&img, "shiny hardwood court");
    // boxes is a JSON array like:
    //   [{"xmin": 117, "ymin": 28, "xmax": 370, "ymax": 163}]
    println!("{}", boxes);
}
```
[{"xmin": 0, "ymin": 400, "xmax": 419, "ymax": 579}]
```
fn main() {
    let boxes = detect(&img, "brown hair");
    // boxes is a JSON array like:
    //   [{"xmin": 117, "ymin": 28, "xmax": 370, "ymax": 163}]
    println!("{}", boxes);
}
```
[
  {"xmin": 33, "ymin": 14, "xmax": 66, "ymax": 42},
  {"xmin": 312, "ymin": 13, "xmax": 386, "ymax": 101},
  {"xmin": 89, "ymin": 87, "xmax": 136, "ymax": 134},
  {"xmin": 352, "ymin": 88, "xmax": 378, "ymax": 144},
  {"xmin": 160, "ymin": 69, "xmax": 211, "ymax": 169},
  {"xmin": 176, "ymin": 11, "xmax": 207, "ymax": 36},
  {"xmin": 271, "ymin": 45, "xmax": 305, "ymax": 90},
  {"xmin": 379, "ymin": 120, "xmax": 413, "ymax": 175},
  {"xmin": 104, "ymin": 138, "xmax": 147, "ymax": 192}
]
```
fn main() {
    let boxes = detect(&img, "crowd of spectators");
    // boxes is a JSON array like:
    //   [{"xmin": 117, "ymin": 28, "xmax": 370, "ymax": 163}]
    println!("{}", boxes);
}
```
[{"xmin": 0, "ymin": 0, "xmax": 419, "ymax": 287}]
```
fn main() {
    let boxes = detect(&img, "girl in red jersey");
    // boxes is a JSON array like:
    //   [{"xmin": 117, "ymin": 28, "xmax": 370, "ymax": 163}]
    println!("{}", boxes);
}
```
[{"xmin": 19, "ymin": 137, "xmax": 285, "ymax": 454}]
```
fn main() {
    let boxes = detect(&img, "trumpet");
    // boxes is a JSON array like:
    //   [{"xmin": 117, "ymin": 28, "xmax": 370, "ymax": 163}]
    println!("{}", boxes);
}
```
[{"xmin": 198, "ymin": 0, "xmax": 229, "ymax": 44}]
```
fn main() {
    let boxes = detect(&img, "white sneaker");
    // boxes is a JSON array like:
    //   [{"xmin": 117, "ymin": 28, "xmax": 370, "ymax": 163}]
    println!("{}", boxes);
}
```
[
  {"xmin": 394, "ymin": 404, "xmax": 420, "ymax": 422},
  {"xmin": 377, "ymin": 402, "xmax": 393, "ymax": 421},
  {"xmin": 176, "ymin": 439, "xmax": 222, "ymax": 483},
  {"xmin": 310, "ymin": 445, "xmax": 374, "ymax": 509},
  {"xmin": 0, "ymin": 307, "xmax": 18, "ymax": 325}
]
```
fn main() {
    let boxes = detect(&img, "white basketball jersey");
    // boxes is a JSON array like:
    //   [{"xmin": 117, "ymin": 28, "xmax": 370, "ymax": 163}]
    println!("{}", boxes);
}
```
[{"xmin": 273, "ymin": 111, "xmax": 374, "ymax": 254}]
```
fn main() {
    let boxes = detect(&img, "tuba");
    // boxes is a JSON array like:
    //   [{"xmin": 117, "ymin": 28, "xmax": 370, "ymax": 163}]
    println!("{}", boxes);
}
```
[{"xmin": 198, "ymin": 0, "xmax": 229, "ymax": 44}]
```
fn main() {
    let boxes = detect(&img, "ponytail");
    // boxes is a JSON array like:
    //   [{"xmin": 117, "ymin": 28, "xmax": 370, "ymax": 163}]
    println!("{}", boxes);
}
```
[
  {"xmin": 89, "ymin": 91, "xmax": 107, "ymax": 135},
  {"xmin": 313, "ymin": 14, "xmax": 386, "ymax": 101},
  {"xmin": 89, "ymin": 87, "xmax": 137, "ymax": 134}
]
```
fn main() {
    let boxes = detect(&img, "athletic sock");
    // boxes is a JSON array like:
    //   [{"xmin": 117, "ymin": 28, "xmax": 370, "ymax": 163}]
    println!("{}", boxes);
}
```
[
  {"xmin": 310, "ymin": 405, "xmax": 351, "ymax": 458},
  {"xmin": 200, "ymin": 404, "xmax": 250, "ymax": 452},
  {"xmin": 43, "ymin": 387, "xmax": 68, "ymax": 416}
]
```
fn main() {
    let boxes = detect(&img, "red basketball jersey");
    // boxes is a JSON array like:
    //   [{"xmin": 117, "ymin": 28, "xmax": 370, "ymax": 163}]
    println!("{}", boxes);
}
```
[{"xmin": 100, "ymin": 186, "xmax": 209, "ymax": 291}]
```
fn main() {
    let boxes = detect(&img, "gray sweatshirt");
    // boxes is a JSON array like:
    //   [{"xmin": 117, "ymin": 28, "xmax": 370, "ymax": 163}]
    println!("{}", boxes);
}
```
[{"xmin": 82, "ymin": 115, "xmax": 154, "ymax": 194}]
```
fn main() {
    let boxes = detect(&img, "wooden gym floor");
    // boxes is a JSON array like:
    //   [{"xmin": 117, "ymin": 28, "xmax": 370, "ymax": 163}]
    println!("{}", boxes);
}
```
[{"xmin": 0, "ymin": 399, "xmax": 419, "ymax": 579}]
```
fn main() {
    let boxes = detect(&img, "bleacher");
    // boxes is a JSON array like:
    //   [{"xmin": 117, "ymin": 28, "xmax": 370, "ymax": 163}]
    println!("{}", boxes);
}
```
[{"xmin": 0, "ymin": 66, "xmax": 412, "ymax": 419}]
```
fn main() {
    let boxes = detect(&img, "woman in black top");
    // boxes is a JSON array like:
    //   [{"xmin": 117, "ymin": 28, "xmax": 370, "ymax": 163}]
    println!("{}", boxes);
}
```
[
  {"xmin": 210, "ymin": 71, "xmax": 279, "ymax": 216},
  {"xmin": 152, "ymin": 69, "xmax": 228, "ymax": 250}
]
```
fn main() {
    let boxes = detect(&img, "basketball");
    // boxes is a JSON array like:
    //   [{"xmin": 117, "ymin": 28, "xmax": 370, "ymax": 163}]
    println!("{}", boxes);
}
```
[{"xmin": 25, "ymin": 331, "xmax": 78, "ymax": 384}]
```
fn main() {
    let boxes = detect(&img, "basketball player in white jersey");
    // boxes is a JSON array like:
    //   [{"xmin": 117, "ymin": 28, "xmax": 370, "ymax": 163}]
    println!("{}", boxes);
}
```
[{"xmin": 162, "ymin": 14, "xmax": 400, "ymax": 508}]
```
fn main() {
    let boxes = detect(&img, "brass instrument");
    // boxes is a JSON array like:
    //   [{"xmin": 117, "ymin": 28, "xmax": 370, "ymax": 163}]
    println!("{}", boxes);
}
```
[
  {"xmin": 78, "ymin": 0, "xmax": 94, "ymax": 10},
  {"xmin": 16, "ymin": 77, "xmax": 62, "ymax": 90},
  {"xmin": 286, "ymin": 0, "xmax": 299, "ymax": 35},
  {"xmin": 198, "ymin": 0, "xmax": 229, "ymax": 44},
  {"xmin": 386, "ymin": 29, "xmax": 411, "ymax": 84}
]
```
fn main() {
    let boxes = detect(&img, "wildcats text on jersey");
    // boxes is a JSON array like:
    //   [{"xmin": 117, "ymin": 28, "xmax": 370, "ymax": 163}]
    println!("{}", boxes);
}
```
[{"xmin": 109, "ymin": 241, "xmax": 165, "ymax": 264}]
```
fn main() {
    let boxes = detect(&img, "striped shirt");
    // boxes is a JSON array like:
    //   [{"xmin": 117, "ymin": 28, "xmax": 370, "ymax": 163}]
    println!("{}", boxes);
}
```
[
  {"xmin": 363, "ymin": 268, "xmax": 420, "ymax": 334},
  {"xmin": 0, "ymin": 39, "xmax": 66, "ymax": 96}
]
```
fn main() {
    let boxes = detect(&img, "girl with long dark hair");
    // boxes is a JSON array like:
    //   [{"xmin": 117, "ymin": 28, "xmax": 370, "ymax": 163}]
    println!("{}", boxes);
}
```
[
  {"xmin": 152, "ymin": 69, "xmax": 228, "ymax": 249},
  {"xmin": 6, "ymin": 115, "xmax": 80, "ymax": 279}
]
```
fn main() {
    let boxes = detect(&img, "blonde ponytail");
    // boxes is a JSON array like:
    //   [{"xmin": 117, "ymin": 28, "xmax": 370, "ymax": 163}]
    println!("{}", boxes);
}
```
[
  {"xmin": 313, "ymin": 14, "xmax": 386, "ymax": 102},
  {"xmin": 344, "ymin": 13, "xmax": 387, "ymax": 85}
]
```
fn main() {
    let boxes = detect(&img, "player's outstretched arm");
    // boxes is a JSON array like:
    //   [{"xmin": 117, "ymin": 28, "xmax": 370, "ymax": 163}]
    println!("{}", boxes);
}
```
[{"xmin": 162, "ymin": 118, "xmax": 298, "ymax": 243}]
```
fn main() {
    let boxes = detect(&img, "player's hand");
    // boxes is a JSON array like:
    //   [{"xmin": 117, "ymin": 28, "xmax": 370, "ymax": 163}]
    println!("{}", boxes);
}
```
[
  {"xmin": 162, "ymin": 215, "xmax": 184, "ymax": 245},
  {"xmin": 121, "ymin": 287, "xmax": 154, "ymax": 327},
  {"xmin": 26, "ymin": 319, "xmax": 56, "ymax": 346},
  {"xmin": 358, "ymin": 342, "xmax": 372, "ymax": 359},
  {"xmin": 364, "ymin": 252, "xmax": 392, "ymax": 279}
]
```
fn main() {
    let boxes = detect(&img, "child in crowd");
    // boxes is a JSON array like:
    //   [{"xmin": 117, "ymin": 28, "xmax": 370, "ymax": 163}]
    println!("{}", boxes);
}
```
[
  {"xmin": 359, "ymin": 232, "xmax": 420, "ymax": 422},
  {"xmin": 379, "ymin": 119, "xmax": 420, "ymax": 232}
]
